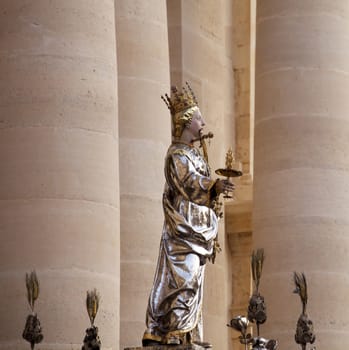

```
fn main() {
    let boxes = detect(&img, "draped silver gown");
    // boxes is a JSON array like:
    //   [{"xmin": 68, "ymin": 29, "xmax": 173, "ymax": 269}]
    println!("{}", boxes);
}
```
[{"xmin": 143, "ymin": 141, "xmax": 218, "ymax": 345}]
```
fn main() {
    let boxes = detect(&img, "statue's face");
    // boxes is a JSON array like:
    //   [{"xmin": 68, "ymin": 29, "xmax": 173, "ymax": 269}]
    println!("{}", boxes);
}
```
[{"xmin": 188, "ymin": 108, "xmax": 205, "ymax": 139}]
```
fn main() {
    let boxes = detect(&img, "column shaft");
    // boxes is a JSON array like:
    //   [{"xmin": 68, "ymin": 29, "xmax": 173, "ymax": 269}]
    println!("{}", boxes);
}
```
[
  {"xmin": 0, "ymin": 1, "xmax": 119, "ymax": 349},
  {"xmin": 115, "ymin": 1, "xmax": 171, "ymax": 348},
  {"xmin": 254, "ymin": 1, "xmax": 349, "ymax": 349}
]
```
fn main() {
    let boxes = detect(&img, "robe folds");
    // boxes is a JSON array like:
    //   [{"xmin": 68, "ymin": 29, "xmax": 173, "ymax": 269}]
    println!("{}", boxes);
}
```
[{"xmin": 143, "ymin": 142, "xmax": 218, "ymax": 345}]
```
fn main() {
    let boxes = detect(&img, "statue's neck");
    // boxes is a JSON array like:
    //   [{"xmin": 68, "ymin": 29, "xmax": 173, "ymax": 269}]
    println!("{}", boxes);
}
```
[{"xmin": 179, "ymin": 128, "xmax": 195, "ymax": 144}]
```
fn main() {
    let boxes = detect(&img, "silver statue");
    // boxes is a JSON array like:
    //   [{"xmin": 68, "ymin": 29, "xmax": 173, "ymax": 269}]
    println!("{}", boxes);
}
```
[{"xmin": 142, "ymin": 84, "xmax": 233, "ymax": 347}]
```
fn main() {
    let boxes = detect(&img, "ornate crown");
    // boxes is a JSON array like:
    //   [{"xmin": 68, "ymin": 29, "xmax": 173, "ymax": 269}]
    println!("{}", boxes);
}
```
[{"xmin": 161, "ymin": 82, "xmax": 198, "ymax": 116}]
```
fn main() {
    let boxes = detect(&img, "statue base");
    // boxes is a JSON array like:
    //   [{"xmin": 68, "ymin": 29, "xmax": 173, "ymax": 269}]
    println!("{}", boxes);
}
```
[{"xmin": 125, "ymin": 345, "xmax": 209, "ymax": 350}]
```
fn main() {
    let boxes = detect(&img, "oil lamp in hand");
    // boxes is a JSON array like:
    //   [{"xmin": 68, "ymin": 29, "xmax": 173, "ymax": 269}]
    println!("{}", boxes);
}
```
[{"xmin": 215, "ymin": 148, "xmax": 242, "ymax": 199}]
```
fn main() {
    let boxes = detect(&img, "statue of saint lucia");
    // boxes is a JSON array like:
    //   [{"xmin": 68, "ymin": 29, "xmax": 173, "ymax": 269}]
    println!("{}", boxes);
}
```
[{"xmin": 142, "ymin": 83, "xmax": 234, "ymax": 347}]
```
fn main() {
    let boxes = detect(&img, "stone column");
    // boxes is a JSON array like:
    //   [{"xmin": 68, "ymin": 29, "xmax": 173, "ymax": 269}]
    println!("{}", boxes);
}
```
[
  {"xmin": 233, "ymin": 0, "xmax": 252, "ymax": 177},
  {"xmin": 225, "ymin": 201, "xmax": 253, "ymax": 350},
  {"xmin": 0, "ymin": 1, "xmax": 119, "ymax": 349},
  {"xmin": 167, "ymin": 1, "xmax": 235, "ymax": 349},
  {"xmin": 115, "ymin": 1, "xmax": 171, "ymax": 348},
  {"xmin": 254, "ymin": 1, "xmax": 349, "ymax": 349},
  {"xmin": 224, "ymin": 1, "xmax": 255, "ymax": 349}
]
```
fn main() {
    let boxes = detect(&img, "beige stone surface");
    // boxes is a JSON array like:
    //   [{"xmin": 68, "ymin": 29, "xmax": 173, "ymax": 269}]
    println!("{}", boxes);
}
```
[
  {"xmin": 0, "ymin": 0, "xmax": 119, "ymax": 349},
  {"xmin": 226, "ymin": 201, "xmax": 253, "ymax": 246},
  {"xmin": 254, "ymin": 1, "xmax": 349, "ymax": 349},
  {"xmin": 256, "ymin": 70, "xmax": 349, "ymax": 121},
  {"xmin": 0, "ymin": 128, "xmax": 118, "ymax": 203},
  {"xmin": 225, "ymin": 200, "xmax": 252, "ymax": 350},
  {"xmin": 233, "ymin": 0, "xmax": 253, "ymax": 175},
  {"xmin": 120, "ymin": 196, "xmax": 163, "ymax": 262},
  {"xmin": 115, "ymin": 1, "xmax": 170, "ymax": 349},
  {"xmin": 225, "ymin": 1, "xmax": 254, "ymax": 344},
  {"xmin": 0, "ymin": 200, "xmax": 118, "ymax": 273},
  {"xmin": 119, "ymin": 139, "xmax": 168, "ymax": 198}
]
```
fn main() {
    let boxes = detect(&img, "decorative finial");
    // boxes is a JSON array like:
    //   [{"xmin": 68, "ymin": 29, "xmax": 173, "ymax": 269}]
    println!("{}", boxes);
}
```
[
  {"xmin": 225, "ymin": 148, "xmax": 235, "ymax": 170},
  {"xmin": 251, "ymin": 248, "xmax": 265, "ymax": 293},
  {"xmin": 293, "ymin": 272, "xmax": 315, "ymax": 350},
  {"xmin": 22, "ymin": 271, "xmax": 43, "ymax": 350},
  {"xmin": 248, "ymin": 249, "xmax": 267, "ymax": 336},
  {"xmin": 86, "ymin": 289, "xmax": 100, "ymax": 327},
  {"xmin": 215, "ymin": 149, "xmax": 242, "ymax": 179},
  {"xmin": 227, "ymin": 316, "xmax": 251, "ymax": 350},
  {"xmin": 82, "ymin": 289, "xmax": 101, "ymax": 350}
]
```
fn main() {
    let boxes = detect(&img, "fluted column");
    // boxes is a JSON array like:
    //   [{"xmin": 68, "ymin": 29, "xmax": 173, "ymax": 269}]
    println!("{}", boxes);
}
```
[
  {"xmin": 0, "ymin": 1, "xmax": 119, "ymax": 349},
  {"xmin": 254, "ymin": 1, "xmax": 349, "ymax": 349},
  {"xmin": 115, "ymin": 1, "xmax": 171, "ymax": 348}
]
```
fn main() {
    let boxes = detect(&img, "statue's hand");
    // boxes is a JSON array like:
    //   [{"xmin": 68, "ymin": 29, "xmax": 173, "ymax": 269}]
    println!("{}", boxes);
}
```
[{"xmin": 215, "ymin": 179, "xmax": 235, "ymax": 196}]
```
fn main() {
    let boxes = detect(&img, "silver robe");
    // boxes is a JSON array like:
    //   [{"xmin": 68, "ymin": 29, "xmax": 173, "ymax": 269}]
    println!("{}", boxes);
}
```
[{"xmin": 143, "ymin": 142, "xmax": 218, "ymax": 344}]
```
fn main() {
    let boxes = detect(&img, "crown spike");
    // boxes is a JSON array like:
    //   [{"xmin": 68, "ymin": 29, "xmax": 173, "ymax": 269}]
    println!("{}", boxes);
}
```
[
  {"xmin": 161, "ymin": 83, "xmax": 198, "ymax": 116},
  {"xmin": 185, "ymin": 81, "xmax": 198, "ymax": 105},
  {"xmin": 165, "ymin": 93, "xmax": 171, "ymax": 103},
  {"xmin": 161, "ymin": 82, "xmax": 200, "ymax": 139},
  {"xmin": 161, "ymin": 95, "xmax": 170, "ymax": 109},
  {"xmin": 182, "ymin": 86, "xmax": 188, "ymax": 98}
]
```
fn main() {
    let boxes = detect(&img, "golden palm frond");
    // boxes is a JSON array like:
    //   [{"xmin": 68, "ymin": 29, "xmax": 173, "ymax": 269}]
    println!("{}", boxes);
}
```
[
  {"xmin": 26, "ymin": 271, "xmax": 39, "ymax": 311},
  {"xmin": 86, "ymin": 289, "xmax": 100, "ymax": 326},
  {"xmin": 251, "ymin": 248, "xmax": 265, "ymax": 292},
  {"xmin": 293, "ymin": 272, "xmax": 308, "ymax": 314}
]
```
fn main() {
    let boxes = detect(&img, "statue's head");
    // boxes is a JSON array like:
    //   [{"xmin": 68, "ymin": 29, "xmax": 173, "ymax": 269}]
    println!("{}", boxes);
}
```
[
  {"xmin": 172, "ymin": 105, "xmax": 199, "ymax": 139},
  {"xmin": 162, "ymin": 82, "xmax": 200, "ymax": 139}
]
